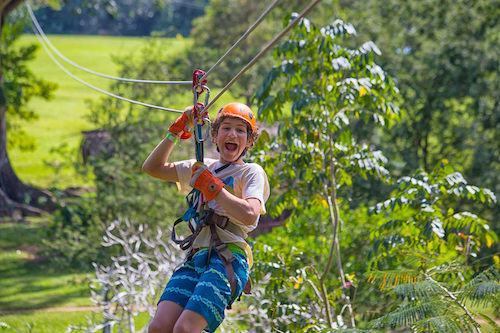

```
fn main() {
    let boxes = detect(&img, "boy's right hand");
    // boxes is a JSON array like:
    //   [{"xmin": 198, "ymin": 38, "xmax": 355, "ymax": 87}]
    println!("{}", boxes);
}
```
[
  {"xmin": 190, "ymin": 164, "xmax": 225, "ymax": 202},
  {"xmin": 168, "ymin": 106, "xmax": 194, "ymax": 139}
]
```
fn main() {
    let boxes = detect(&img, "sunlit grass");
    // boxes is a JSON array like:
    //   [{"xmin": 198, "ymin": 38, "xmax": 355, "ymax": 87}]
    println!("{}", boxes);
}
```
[
  {"xmin": 0, "ymin": 311, "xmax": 95, "ymax": 333},
  {"xmin": 0, "ymin": 219, "xmax": 92, "ymax": 312}
]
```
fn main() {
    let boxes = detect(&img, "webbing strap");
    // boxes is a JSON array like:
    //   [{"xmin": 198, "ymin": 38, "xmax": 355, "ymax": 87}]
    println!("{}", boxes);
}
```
[{"xmin": 209, "ymin": 223, "xmax": 237, "ymax": 302}]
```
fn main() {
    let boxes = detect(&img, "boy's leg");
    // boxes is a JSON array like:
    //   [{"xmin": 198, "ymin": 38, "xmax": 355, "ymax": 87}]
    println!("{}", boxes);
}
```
[
  {"xmin": 148, "ymin": 300, "xmax": 184, "ymax": 333},
  {"xmin": 173, "ymin": 309, "xmax": 209, "ymax": 333}
]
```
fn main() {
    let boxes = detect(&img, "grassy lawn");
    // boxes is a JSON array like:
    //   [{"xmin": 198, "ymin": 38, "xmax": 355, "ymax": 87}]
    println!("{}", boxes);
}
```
[
  {"xmin": 0, "ymin": 311, "xmax": 151, "ymax": 333},
  {"xmin": 0, "ymin": 311, "xmax": 94, "ymax": 333},
  {"xmin": 11, "ymin": 34, "xmax": 190, "ymax": 189},
  {"xmin": 0, "ymin": 218, "xmax": 95, "ymax": 332},
  {"xmin": 0, "ymin": 218, "xmax": 92, "ymax": 313}
]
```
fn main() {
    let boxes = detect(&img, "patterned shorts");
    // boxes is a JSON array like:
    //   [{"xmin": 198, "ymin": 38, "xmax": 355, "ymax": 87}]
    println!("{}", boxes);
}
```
[{"xmin": 158, "ymin": 249, "xmax": 249, "ymax": 332}]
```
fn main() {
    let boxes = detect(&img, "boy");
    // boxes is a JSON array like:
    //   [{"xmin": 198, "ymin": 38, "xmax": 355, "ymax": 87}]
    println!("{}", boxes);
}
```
[{"xmin": 143, "ymin": 102, "xmax": 270, "ymax": 333}]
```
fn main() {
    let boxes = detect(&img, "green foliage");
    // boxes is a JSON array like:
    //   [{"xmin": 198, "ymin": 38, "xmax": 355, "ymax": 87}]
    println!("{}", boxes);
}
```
[
  {"xmin": 42, "ymin": 196, "xmax": 109, "ymax": 268},
  {"xmin": 365, "ymin": 161, "xmax": 499, "ymax": 331},
  {"xmin": 157, "ymin": 0, "xmax": 307, "ymax": 106},
  {"xmin": 255, "ymin": 17, "xmax": 399, "ymax": 212},
  {"xmin": 2, "ymin": 11, "xmax": 57, "ymax": 152},
  {"xmin": 333, "ymin": 0, "xmax": 500, "ymax": 225},
  {"xmin": 460, "ymin": 266, "xmax": 500, "ymax": 308},
  {"xmin": 368, "ymin": 161, "xmax": 497, "ymax": 269}
]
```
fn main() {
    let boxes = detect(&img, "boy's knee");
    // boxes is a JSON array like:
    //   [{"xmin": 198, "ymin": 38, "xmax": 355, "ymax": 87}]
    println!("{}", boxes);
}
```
[
  {"xmin": 173, "ymin": 320, "xmax": 198, "ymax": 333},
  {"xmin": 148, "ymin": 322, "xmax": 159, "ymax": 333},
  {"xmin": 149, "ymin": 320, "xmax": 172, "ymax": 333}
]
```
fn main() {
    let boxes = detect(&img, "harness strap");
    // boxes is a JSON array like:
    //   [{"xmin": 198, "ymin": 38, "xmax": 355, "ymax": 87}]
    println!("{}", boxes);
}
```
[
  {"xmin": 209, "ymin": 223, "xmax": 237, "ymax": 301},
  {"xmin": 206, "ymin": 212, "xmax": 252, "ymax": 309}
]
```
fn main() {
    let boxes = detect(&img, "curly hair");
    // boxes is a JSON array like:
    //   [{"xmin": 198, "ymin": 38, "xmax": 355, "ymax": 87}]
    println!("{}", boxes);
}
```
[{"xmin": 211, "ymin": 115, "xmax": 260, "ymax": 155}]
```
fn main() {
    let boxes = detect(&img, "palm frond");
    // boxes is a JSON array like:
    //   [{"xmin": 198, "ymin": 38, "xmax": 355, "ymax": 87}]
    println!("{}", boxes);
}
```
[
  {"xmin": 368, "ymin": 298, "xmax": 444, "ymax": 329},
  {"xmin": 392, "ymin": 280, "xmax": 444, "ymax": 299},
  {"xmin": 459, "ymin": 265, "xmax": 500, "ymax": 307},
  {"xmin": 410, "ymin": 313, "xmax": 478, "ymax": 333},
  {"xmin": 332, "ymin": 328, "xmax": 381, "ymax": 333}
]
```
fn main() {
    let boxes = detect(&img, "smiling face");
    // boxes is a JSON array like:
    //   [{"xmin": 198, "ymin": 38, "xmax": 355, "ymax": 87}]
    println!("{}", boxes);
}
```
[{"xmin": 214, "ymin": 117, "xmax": 253, "ymax": 164}]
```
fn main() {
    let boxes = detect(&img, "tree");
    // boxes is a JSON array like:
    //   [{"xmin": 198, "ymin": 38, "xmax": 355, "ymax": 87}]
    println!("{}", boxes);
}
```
[
  {"xmin": 0, "ymin": 0, "xmax": 162, "ymax": 217},
  {"xmin": 252, "ymin": 16, "xmax": 399, "ymax": 330},
  {"xmin": 0, "ymin": 0, "xmax": 58, "ymax": 217}
]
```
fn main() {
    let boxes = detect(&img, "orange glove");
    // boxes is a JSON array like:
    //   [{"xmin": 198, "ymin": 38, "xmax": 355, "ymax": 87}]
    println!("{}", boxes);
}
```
[
  {"xmin": 168, "ymin": 106, "xmax": 194, "ymax": 139},
  {"xmin": 190, "ymin": 165, "xmax": 225, "ymax": 202}
]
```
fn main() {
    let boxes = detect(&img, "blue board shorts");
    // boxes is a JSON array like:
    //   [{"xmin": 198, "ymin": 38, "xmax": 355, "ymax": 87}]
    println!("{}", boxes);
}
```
[{"xmin": 158, "ymin": 247, "xmax": 249, "ymax": 332}]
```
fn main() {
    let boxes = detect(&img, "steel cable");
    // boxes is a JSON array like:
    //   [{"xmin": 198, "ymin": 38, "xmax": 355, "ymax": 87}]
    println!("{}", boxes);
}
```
[{"xmin": 30, "ymin": 23, "xmax": 184, "ymax": 113}]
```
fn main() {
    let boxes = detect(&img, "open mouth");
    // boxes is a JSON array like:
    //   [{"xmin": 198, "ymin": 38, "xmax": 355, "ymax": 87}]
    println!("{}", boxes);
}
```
[{"xmin": 225, "ymin": 143, "xmax": 238, "ymax": 152}]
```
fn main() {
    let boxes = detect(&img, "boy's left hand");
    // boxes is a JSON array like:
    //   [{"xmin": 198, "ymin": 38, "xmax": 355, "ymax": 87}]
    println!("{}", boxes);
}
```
[
  {"xmin": 190, "ymin": 165, "xmax": 225, "ymax": 201},
  {"xmin": 169, "ymin": 106, "xmax": 194, "ymax": 139}
]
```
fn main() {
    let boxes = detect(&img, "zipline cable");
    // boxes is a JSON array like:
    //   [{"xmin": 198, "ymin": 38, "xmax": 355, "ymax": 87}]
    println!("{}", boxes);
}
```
[
  {"xmin": 30, "ymin": 23, "xmax": 184, "ymax": 113},
  {"xmin": 203, "ymin": 0, "xmax": 323, "ymax": 112},
  {"xmin": 26, "ymin": 2, "xmax": 191, "ymax": 85},
  {"xmin": 200, "ymin": 0, "xmax": 282, "ymax": 81}
]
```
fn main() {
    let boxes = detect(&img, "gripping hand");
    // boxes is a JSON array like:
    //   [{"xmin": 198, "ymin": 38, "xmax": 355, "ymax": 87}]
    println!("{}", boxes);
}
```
[
  {"xmin": 190, "ymin": 164, "xmax": 225, "ymax": 202},
  {"xmin": 168, "ymin": 106, "xmax": 194, "ymax": 140}
]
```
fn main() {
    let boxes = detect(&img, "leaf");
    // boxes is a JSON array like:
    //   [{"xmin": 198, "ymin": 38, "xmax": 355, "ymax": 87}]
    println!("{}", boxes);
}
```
[{"xmin": 359, "ymin": 85, "xmax": 369, "ymax": 97}]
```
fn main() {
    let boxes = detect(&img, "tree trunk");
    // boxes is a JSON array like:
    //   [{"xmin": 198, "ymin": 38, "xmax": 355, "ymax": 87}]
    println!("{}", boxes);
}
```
[{"xmin": 0, "ymin": 0, "xmax": 56, "ymax": 217}]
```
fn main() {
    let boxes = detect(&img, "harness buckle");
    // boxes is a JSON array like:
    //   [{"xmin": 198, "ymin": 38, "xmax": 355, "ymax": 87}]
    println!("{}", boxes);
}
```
[
  {"xmin": 215, "ymin": 214, "xmax": 230, "ymax": 229},
  {"xmin": 216, "ymin": 244, "xmax": 236, "ymax": 263}
]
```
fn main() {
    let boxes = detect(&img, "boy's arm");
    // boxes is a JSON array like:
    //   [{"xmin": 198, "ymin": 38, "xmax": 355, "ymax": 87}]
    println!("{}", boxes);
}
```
[
  {"xmin": 214, "ymin": 190, "xmax": 261, "ymax": 226},
  {"xmin": 190, "ymin": 165, "xmax": 262, "ymax": 225},
  {"xmin": 142, "ymin": 106, "xmax": 194, "ymax": 182},
  {"xmin": 141, "ymin": 134, "xmax": 179, "ymax": 182}
]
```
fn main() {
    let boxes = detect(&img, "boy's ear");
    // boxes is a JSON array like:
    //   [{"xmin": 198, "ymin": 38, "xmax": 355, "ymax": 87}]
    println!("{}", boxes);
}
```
[{"xmin": 246, "ymin": 137, "xmax": 254, "ymax": 148}]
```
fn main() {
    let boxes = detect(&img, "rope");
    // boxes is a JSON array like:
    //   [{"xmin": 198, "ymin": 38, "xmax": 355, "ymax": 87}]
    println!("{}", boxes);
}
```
[
  {"xmin": 200, "ymin": 0, "xmax": 282, "ymax": 81},
  {"xmin": 203, "ymin": 0, "xmax": 323, "ymax": 112},
  {"xmin": 30, "ymin": 23, "xmax": 184, "ymax": 113},
  {"xmin": 26, "ymin": 2, "xmax": 191, "ymax": 85}
]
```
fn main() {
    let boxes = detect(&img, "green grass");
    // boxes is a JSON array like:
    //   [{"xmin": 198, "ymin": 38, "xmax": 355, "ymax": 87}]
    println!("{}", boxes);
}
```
[
  {"xmin": 11, "ymin": 34, "xmax": 190, "ymax": 188},
  {"xmin": 0, "ymin": 311, "xmax": 150, "ymax": 333},
  {"xmin": 0, "ymin": 219, "xmax": 91, "ymax": 312},
  {"xmin": 0, "ymin": 310, "xmax": 94, "ymax": 333}
]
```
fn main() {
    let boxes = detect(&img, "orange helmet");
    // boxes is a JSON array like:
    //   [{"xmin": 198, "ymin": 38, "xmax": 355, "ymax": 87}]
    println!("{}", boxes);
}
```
[{"xmin": 216, "ymin": 102, "xmax": 256, "ymax": 132}]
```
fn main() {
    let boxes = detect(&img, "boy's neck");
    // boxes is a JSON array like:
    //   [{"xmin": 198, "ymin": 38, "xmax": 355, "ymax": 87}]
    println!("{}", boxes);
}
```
[{"xmin": 219, "ymin": 158, "xmax": 244, "ymax": 165}]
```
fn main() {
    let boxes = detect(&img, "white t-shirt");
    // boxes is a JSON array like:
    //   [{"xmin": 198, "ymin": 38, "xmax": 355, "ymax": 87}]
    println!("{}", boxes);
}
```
[{"xmin": 174, "ymin": 158, "xmax": 270, "ymax": 267}]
